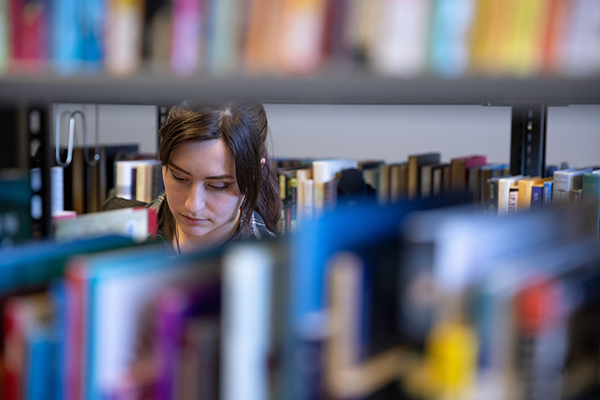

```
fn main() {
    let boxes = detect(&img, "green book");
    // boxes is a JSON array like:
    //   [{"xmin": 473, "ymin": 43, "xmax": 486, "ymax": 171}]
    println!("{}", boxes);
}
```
[{"xmin": 582, "ymin": 172, "xmax": 600, "ymax": 237}]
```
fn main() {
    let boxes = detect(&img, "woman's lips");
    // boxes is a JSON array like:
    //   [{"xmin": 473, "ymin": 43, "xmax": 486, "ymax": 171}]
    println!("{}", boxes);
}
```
[{"xmin": 181, "ymin": 214, "xmax": 209, "ymax": 225}]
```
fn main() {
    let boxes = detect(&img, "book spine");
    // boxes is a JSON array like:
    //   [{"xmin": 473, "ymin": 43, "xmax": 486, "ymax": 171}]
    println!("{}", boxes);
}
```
[
  {"xmin": 170, "ymin": 0, "xmax": 203, "ymax": 76},
  {"xmin": 543, "ymin": 181, "xmax": 553, "ymax": 205},
  {"xmin": 222, "ymin": 244, "xmax": 273, "ymax": 400},
  {"xmin": 508, "ymin": 185, "xmax": 519, "ymax": 214},
  {"xmin": 531, "ymin": 185, "xmax": 543, "ymax": 208},
  {"xmin": 568, "ymin": 188, "xmax": 582, "ymax": 206},
  {"xmin": 487, "ymin": 178, "xmax": 499, "ymax": 215}
]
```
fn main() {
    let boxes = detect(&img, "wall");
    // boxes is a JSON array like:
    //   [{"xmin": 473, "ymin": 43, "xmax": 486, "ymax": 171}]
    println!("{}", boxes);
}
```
[
  {"xmin": 266, "ymin": 104, "xmax": 600, "ymax": 168},
  {"xmin": 57, "ymin": 103, "xmax": 599, "ymax": 168}
]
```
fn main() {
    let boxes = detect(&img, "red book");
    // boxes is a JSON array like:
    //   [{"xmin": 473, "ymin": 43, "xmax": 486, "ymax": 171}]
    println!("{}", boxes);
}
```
[{"xmin": 65, "ymin": 261, "xmax": 88, "ymax": 400}]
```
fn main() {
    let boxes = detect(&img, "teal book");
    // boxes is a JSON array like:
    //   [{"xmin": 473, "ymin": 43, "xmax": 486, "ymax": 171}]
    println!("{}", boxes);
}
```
[
  {"xmin": 582, "ymin": 172, "xmax": 600, "ymax": 237},
  {"xmin": 0, "ymin": 235, "xmax": 136, "ymax": 293}
]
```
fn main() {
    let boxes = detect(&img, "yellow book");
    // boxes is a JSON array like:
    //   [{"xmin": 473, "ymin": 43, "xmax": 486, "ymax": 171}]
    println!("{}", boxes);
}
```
[
  {"xmin": 509, "ymin": 0, "xmax": 552, "ymax": 75},
  {"xmin": 518, "ymin": 176, "xmax": 551, "ymax": 210},
  {"xmin": 470, "ymin": 0, "xmax": 517, "ymax": 74}
]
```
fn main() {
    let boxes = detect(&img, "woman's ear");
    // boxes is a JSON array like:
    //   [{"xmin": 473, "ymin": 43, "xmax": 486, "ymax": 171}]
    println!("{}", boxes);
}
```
[{"xmin": 260, "ymin": 157, "xmax": 266, "ymax": 166}]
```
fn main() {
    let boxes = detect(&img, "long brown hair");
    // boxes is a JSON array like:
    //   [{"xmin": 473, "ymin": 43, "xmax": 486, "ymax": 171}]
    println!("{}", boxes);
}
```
[{"xmin": 158, "ymin": 101, "xmax": 280, "ymax": 239}]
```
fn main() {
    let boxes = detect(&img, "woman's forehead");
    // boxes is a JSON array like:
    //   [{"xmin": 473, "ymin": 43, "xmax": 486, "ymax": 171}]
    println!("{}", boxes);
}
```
[{"xmin": 169, "ymin": 139, "xmax": 236, "ymax": 178}]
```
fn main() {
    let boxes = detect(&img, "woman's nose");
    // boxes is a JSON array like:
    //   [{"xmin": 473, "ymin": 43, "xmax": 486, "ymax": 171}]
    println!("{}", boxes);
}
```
[{"xmin": 185, "ymin": 185, "xmax": 206, "ymax": 214}]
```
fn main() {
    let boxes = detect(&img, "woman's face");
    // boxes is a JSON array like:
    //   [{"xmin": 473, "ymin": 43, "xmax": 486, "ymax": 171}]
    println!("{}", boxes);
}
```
[{"xmin": 163, "ymin": 138, "xmax": 244, "ymax": 248}]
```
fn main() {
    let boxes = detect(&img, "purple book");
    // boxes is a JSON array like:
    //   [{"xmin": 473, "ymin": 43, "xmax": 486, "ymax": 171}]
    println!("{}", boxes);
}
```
[{"xmin": 155, "ymin": 279, "xmax": 221, "ymax": 400}]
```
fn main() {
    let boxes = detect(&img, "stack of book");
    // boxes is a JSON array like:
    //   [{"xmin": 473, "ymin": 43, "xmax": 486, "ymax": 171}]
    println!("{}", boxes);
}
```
[
  {"xmin": 0, "ymin": 192, "xmax": 598, "ymax": 400},
  {"xmin": 275, "ymin": 154, "xmax": 600, "ymax": 239},
  {"xmin": 2, "ymin": 0, "xmax": 598, "ymax": 78}
]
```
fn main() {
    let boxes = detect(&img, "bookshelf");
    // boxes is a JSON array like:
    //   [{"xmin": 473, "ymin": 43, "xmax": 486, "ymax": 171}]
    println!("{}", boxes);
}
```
[
  {"xmin": 2, "ymin": 1, "xmax": 600, "ymax": 397},
  {"xmin": 0, "ymin": 73, "xmax": 599, "ymax": 106}
]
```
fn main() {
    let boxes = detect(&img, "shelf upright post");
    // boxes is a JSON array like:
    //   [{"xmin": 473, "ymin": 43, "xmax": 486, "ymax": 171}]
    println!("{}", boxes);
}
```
[
  {"xmin": 509, "ymin": 105, "xmax": 547, "ymax": 178},
  {"xmin": 29, "ymin": 105, "xmax": 53, "ymax": 239},
  {"xmin": 157, "ymin": 105, "xmax": 170, "ymax": 152}
]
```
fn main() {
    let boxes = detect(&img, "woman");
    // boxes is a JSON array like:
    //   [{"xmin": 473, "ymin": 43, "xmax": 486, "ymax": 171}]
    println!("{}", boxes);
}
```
[{"xmin": 103, "ymin": 101, "xmax": 280, "ymax": 254}]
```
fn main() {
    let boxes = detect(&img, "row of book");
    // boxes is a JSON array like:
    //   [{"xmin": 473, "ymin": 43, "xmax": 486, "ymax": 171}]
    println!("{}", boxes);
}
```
[
  {"xmin": 275, "ymin": 154, "xmax": 600, "ymax": 238},
  {"xmin": 2, "ymin": 0, "xmax": 599, "ymax": 78},
  {"xmin": 0, "ymin": 189, "xmax": 599, "ymax": 400}
]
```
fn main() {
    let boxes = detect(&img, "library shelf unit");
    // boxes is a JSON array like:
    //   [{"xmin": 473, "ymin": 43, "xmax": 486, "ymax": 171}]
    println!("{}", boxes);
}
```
[
  {"xmin": 1, "ymin": 72, "xmax": 599, "ymax": 237},
  {"xmin": 1, "ymin": 73, "xmax": 600, "ymax": 106}
]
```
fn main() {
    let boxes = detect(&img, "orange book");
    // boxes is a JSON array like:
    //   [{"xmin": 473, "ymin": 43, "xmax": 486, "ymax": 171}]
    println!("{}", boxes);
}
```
[
  {"xmin": 277, "ymin": 0, "xmax": 329, "ymax": 75},
  {"xmin": 541, "ymin": 0, "xmax": 573, "ymax": 74},
  {"xmin": 517, "ymin": 176, "xmax": 551, "ymax": 210}
]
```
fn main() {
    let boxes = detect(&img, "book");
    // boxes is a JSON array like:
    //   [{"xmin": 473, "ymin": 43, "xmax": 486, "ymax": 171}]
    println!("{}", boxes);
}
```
[
  {"xmin": 449, "ymin": 155, "xmax": 487, "ymax": 193},
  {"xmin": 370, "ymin": 0, "xmax": 431, "ymax": 76},
  {"xmin": 312, "ymin": 159, "xmax": 357, "ymax": 216},
  {"xmin": 294, "ymin": 168, "xmax": 312, "ymax": 226},
  {"xmin": 377, "ymin": 163, "xmax": 391, "ymax": 205},
  {"xmin": 285, "ymin": 193, "xmax": 471, "ymax": 400},
  {"xmin": 170, "ymin": 0, "xmax": 205, "ymax": 76},
  {"xmin": 3, "ymin": 292, "xmax": 55, "ymax": 400},
  {"xmin": 582, "ymin": 171, "xmax": 600, "ymax": 237},
  {"xmin": 155, "ymin": 279, "xmax": 221, "ymax": 400},
  {"xmin": 407, "ymin": 152, "xmax": 441, "ymax": 200},
  {"xmin": 508, "ymin": 182, "xmax": 519, "ymax": 214},
  {"xmin": 431, "ymin": 163, "xmax": 447, "ymax": 197},
  {"xmin": 543, "ymin": 180, "xmax": 553, "ymax": 205},
  {"xmin": 0, "ymin": 169, "xmax": 32, "ymax": 246},
  {"xmin": 517, "ymin": 176, "xmax": 550, "ymax": 211},
  {"xmin": 277, "ymin": 0, "xmax": 328, "ymax": 75},
  {"xmin": 428, "ymin": 0, "xmax": 475, "ymax": 77},
  {"xmin": 206, "ymin": 0, "xmax": 245, "ymax": 74},
  {"xmin": 324, "ymin": 251, "xmax": 405, "ymax": 398},
  {"xmin": 244, "ymin": 0, "xmax": 283, "ymax": 73},
  {"xmin": 53, "ymin": 207, "xmax": 157, "ymax": 243},
  {"xmin": 479, "ymin": 163, "xmax": 510, "ymax": 205},
  {"xmin": 531, "ymin": 182, "xmax": 544, "ymax": 208},
  {"xmin": 221, "ymin": 243, "xmax": 275, "ymax": 400},
  {"xmin": 553, "ymin": 168, "xmax": 593, "ymax": 203},
  {"xmin": 0, "ymin": 235, "xmax": 136, "ymax": 293},
  {"xmin": 498, "ymin": 175, "xmax": 524, "ymax": 216},
  {"xmin": 486, "ymin": 176, "xmax": 503, "ymax": 215},
  {"xmin": 66, "ymin": 244, "xmax": 221, "ymax": 400},
  {"xmin": 421, "ymin": 163, "xmax": 443, "ymax": 199},
  {"xmin": 80, "ymin": 0, "xmax": 105, "ymax": 71},
  {"xmin": 51, "ymin": 0, "xmax": 83, "ymax": 74}
]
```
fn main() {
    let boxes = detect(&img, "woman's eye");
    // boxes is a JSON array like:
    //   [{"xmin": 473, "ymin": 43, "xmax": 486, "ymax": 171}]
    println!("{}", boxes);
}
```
[
  {"xmin": 209, "ymin": 184, "xmax": 229, "ymax": 191},
  {"xmin": 172, "ymin": 174, "xmax": 186, "ymax": 182}
]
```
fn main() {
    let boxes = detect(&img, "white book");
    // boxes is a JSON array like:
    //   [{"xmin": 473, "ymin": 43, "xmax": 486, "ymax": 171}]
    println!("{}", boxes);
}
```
[
  {"xmin": 295, "ymin": 168, "xmax": 312, "ymax": 225},
  {"xmin": 498, "ymin": 175, "xmax": 524, "ymax": 216},
  {"xmin": 312, "ymin": 159, "xmax": 358, "ymax": 215},
  {"xmin": 135, "ymin": 161, "xmax": 161, "ymax": 203},
  {"xmin": 222, "ymin": 243, "xmax": 273, "ymax": 400},
  {"xmin": 371, "ymin": 0, "xmax": 432, "ymax": 76},
  {"xmin": 54, "ymin": 207, "xmax": 156, "ymax": 243},
  {"xmin": 553, "ymin": 167, "xmax": 592, "ymax": 203}
]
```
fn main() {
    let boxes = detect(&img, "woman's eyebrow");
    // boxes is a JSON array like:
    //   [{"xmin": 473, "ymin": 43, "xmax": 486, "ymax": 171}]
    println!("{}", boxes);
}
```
[
  {"xmin": 206, "ymin": 174, "xmax": 235, "ymax": 180},
  {"xmin": 168, "ymin": 162, "xmax": 190, "ymax": 175}
]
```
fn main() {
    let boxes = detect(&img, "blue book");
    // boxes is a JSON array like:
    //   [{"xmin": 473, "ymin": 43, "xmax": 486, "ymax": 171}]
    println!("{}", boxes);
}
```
[
  {"xmin": 285, "ymin": 193, "xmax": 471, "ymax": 400},
  {"xmin": 543, "ymin": 181, "xmax": 553, "ymax": 205},
  {"xmin": 27, "ymin": 324, "xmax": 56, "ymax": 400},
  {"xmin": 51, "ymin": 0, "xmax": 82, "ymax": 74},
  {"xmin": 80, "ymin": 0, "xmax": 106, "ymax": 70},
  {"xmin": 531, "ymin": 184, "xmax": 543, "ymax": 208},
  {"xmin": 50, "ymin": 281, "xmax": 67, "ymax": 400}
]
